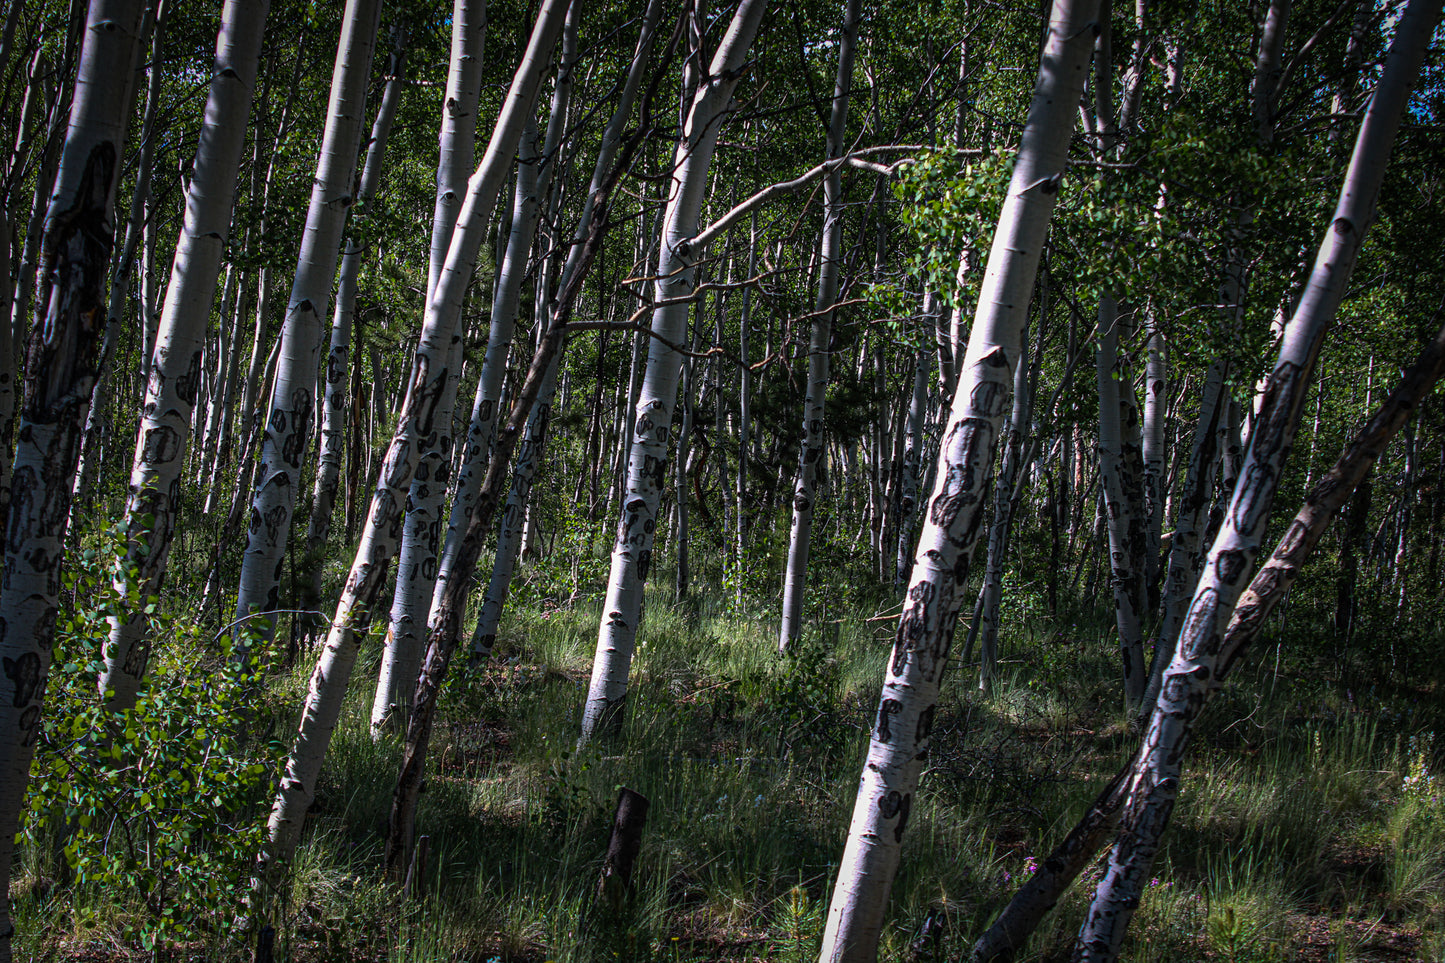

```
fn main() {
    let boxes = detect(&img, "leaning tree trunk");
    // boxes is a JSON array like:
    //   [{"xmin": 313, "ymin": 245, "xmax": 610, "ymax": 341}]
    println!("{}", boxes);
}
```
[
  {"xmin": 305, "ymin": 28, "xmax": 406, "ymax": 572},
  {"xmin": 438, "ymin": 121, "xmax": 542, "ymax": 661},
  {"xmin": 378, "ymin": 6, "xmax": 577, "ymax": 736},
  {"xmin": 818, "ymin": 0, "xmax": 1098, "ymax": 957},
  {"xmin": 253, "ymin": 0, "xmax": 569, "ymax": 898},
  {"xmin": 1074, "ymin": 3, "xmax": 1440, "ymax": 956},
  {"xmin": 98, "ymin": 0, "xmax": 270, "ymax": 713},
  {"xmin": 231, "ymin": 0, "xmax": 382, "ymax": 648},
  {"xmin": 1095, "ymin": 296, "xmax": 1149, "ymax": 709},
  {"xmin": 0, "ymin": 1, "xmax": 145, "ymax": 956},
  {"xmin": 970, "ymin": 319, "xmax": 1445, "ymax": 963},
  {"xmin": 384, "ymin": 110, "xmax": 648, "ymax": 875},
  {"xmin": 579, "ymin": 0, "xmax": 769, "ymax": 743},
  {"xmin": 776, "ymin": 0, "xmax": 861, "ymax": 653},
  {"xmin": 463, "ymin": 0, "xmax": 665, "ymax": 660}
]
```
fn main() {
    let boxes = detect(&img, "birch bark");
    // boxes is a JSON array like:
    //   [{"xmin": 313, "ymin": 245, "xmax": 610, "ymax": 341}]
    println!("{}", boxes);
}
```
[
  {"xmin": 818, "ymin": 0, "xmax": 1098, "ymax": 956},
  {"xmin": 579, "ymin": 0, "xmax": 769, "ymax": 742},
  {"xmin": 1075, "ymin": 3, "xmax": 1441, "ymax": 954},
  {"xmin": 99, "ymin": 0, "xmax": 270, "ymax": 712},
  {"xmin": 0, "ymin": 1, "xmax": 145, "ymax": 955}
]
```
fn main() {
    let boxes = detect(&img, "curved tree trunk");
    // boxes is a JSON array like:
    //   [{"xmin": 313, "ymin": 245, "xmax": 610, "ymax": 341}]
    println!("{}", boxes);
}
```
[
  {"xmin": 579, "ymin": 0, "xmax": 769, "ymax": 743},
  {"xmin": 817, "ymin": 1, "xmax": 1098, "ymax": 956},
  {"xmin": 1142, "ymin": 358, "xmax": 1225, "ymax": 711},
  {"xmin": 98, "ymin": 0, "xmax": 270, "ymax": 713},
  {"xmin": 0, "ymin": 1, "xmax": 146, "ymax": 955}
]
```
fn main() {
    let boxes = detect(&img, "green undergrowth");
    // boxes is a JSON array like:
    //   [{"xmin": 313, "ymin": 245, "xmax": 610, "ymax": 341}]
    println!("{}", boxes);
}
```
[{"xmin": 15, "ymin": 545, "xmax": 1445, "ymax": 963}]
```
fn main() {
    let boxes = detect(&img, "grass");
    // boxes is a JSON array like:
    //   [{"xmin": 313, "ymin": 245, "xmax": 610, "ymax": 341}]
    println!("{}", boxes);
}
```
[{"xmin": 16, "ymin": 542, "xmax": 1445, "ymax": 963}]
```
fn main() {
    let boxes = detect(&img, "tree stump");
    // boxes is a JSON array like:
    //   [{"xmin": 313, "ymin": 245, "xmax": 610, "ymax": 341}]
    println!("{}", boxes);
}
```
[{"xmin": 597, "ymin": 787, "xmax": 649, "ymax": 910}]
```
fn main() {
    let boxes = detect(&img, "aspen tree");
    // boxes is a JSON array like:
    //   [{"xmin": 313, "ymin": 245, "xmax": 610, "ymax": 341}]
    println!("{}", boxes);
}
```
[
  {"xmin": 254, "ymin": 0, "xmax": 569, "ymax": 891},
  {"xmin": 778, "ymin": 0, "xmax": 861, "ymax": 653},
  {"xmin": 0, "ymin": 0, "xmax": 146, "ymax": 955},
  {"xmin": 819, "ymin": 0, "xmax": 1099, "ymax": 954},
  {"xmin": 231, "ymin": 0, "xmax": 382, "ymax": 644},
  {"xmin": 99, "ymin": 0, "xmax": 270, "ymax": 712},
  {"xmin": 466, "ymin": 0, "xmax": 666, "ymax": 659},
  {"xmin": 580, "ymin": 0, "xmax": 769, "ymax": 742},
  {"xmin": 306, "ymin": 27, "xmax": 407, "ymax": 567},
  {"xmin": 1075, "ymin": 1, "xmax": 1442, "ymax": 954}
]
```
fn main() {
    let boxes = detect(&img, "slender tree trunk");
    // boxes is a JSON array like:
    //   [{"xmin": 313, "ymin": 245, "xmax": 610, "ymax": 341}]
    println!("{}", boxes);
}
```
[
  {"xmin": 253, "ymin": 0, "xmax": 569, "ymax": 895},
  {"xmin": 972, "ymin": 309, "xmax": 1040, "ymax": 690},
  {"xmin": 1075, "ymin": 5, "xmax": 1440, "ymax": 955},
  {"xmin": 1095, "ymin": 297, "xmax": 1148, "ymax": 709},
  {"xmin": 306, "ymin": 28, "xmax": 406, "ymax": 569},
  {"xmin": 1141, "ymin": 358, "xmax": 1225, "ymax": 711},
  {"xmin": 466, "ymin": 0, "xmax": 666, "ymax": 660},
  {"xmin": 896, "ymin": 303, "xmax": 934, "ymax": 586},
  {"xmin": 818, "ymin": 1, "xmax": 1098, "ymax": 956},
  {"xmin": 231, "ymin": 0, "xmax": 383, "ymax": 647},
  {"xmin": 436, "ymin": 123, "xmax": 539, "ymax": 631},
  {"xmin": 973, "ymin": 320, "xmax": 1445, "ymax": 963},
  {"xmin": 777, "ymin": 0, "xmax": 860, "ymax": 652},
  {"xmin": 377, "ymin": 6, "xmax": 577, "ymax": 735},
  {"xmin": 71, "ymin": 1, "xmax": 166, "ymax": 510},
  {"xmin": 97, "ymin": 0, "xmax": 269, "ymax": 711},
  {"xmin": 0, "ymin": 1, "xmax": 146, "ymax": 955},
  {"xmin": 579, "ymin": 0, "xmax": 768, "ymax": 743},
  {"xmin": 735, "ymin": 211, "xmax": 756, "ymax": 605}
]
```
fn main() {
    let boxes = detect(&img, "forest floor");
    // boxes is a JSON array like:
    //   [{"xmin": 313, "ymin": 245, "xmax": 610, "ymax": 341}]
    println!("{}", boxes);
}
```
[{"xmin": 13, "ymin": 560, "xmax": 1445, "ymax": 963}]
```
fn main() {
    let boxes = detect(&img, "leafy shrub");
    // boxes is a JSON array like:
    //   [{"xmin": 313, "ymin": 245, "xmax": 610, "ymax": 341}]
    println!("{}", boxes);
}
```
[{"xmin": 23, "ymin": 525, "xmax": 283, "ymax": 951}]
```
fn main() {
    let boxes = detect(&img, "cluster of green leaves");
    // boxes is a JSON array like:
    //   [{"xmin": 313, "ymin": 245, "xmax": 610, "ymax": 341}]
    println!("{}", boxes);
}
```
[{"xmin": 25, "ymin": 523, "xmax": 284, "ymax": 951}]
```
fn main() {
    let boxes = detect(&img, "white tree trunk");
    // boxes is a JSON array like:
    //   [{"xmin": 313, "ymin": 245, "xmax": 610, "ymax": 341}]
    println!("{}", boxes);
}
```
[
  {"xmin": 0, "ymin": 1, "xmax": 146, "ymax": 955},
  {"xmin": 777, "ymin": 0, "xmax": 862, "ymax": 652},
  {"xmin": 307, "ymin": 29, "xmax": 406, "ymax": 565},
  {"xmin": 231, "ymin": 0, "xmax": 382, "ymax": 644},
  {"xmin": 1075, "ymin": 3, "xmax": 1440, "ymax": 954},
  {"xmin": 427, "ymin": 0, "xmax": 487, "ymax": 301},
  {"xmin": 1095, "ymin": 297, "xmax": 1149, "ymax": 708},
  {"xmin": 376, "ymin": 5, "xmax": 577, "ymax": 734},
  {"xmin": 465, "ymin": 0, "xmax": 665, "ymax": 658},
  {"xmin": 1141, "ymin": 358, "xmax": 1224, "ymax": 712},
  {"xmin": 818, "ymin": 0, "xmax": 1098, "ymax": 956},
  {"xmin": 895, "ymin": 301, "xmax": 935, "ymax": 586},
  {"xmin": 579, "ymin": 0, "xmax": 769, "ymax": 742},
  {"xmin": 99, "ymin": 0, "xmax": 269, "ymax": 711},
  {"xmin": 254, "ymin": 0, "xmax": 569, "ymax": 893}
]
